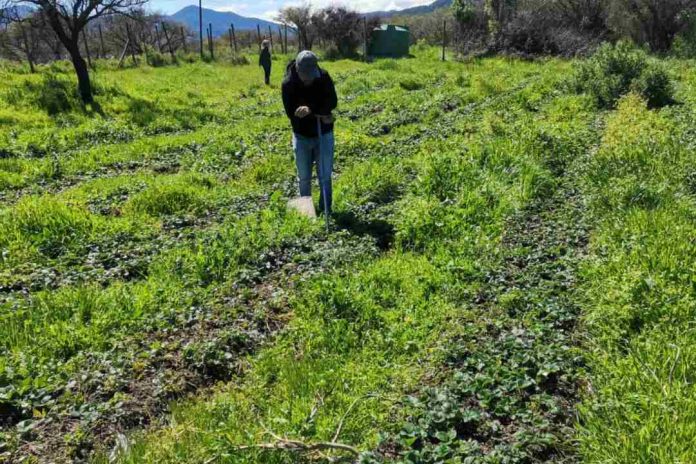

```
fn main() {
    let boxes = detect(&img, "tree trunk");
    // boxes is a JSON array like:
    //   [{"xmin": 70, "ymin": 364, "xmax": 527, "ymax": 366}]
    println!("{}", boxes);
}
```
[
  {"xmin": 68, "ymin": 44, "xmax": 93, "ymax": 103},
  {"xmin": 18, "ymin": 22, "xmax": 35, "ymax": 73}
]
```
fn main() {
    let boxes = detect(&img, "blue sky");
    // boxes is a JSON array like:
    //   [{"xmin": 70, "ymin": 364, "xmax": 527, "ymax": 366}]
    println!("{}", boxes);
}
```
[{"xmin": 149, "ymin": 0, "xmax": 434, "ymax": 19}]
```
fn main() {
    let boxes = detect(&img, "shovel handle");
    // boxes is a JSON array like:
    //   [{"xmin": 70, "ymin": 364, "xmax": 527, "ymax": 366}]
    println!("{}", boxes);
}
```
[{"xmin": 316, "ymin": 117, "xmax": 330, "ymax": 232}]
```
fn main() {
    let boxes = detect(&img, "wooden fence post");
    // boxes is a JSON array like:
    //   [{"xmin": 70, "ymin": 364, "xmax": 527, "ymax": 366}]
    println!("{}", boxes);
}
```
[
  {"xmin": 231, "ymin": 24, "xmax": 237, "ymax": 53},
  {"xmin": 98, "ymin": 24, "xmax": 105, "ymax": 58},
  {"xmin": 83, "ymin": 29, "xmax": 93, "ymax": 69},
  {"xmin": 207, "ymin": 23, "xmax": 214, "ymax": 59},
  {"xmin": 181, "ymin": 27, "xmax": 188, "ymax": 53},
  {"xmin": 118, "ymin": 38, "xmax": 130, "ymax": 67},
  {"xmin": 268, "ymin": 25, "xmax": 273, "ymax": 52},
  {"xmin": 161, "ymin": 22, "xmax": 175, "ymax": 60},
  {"xmin": 198, "ymin": 0, "xmax": 203, "ymax": 58},
  {"xmin": 125, "ymin": 22, "xmax": 137, "ymax": 65},
  {"xmin": 443, "ymin": 19, "xmax": 447, "ymax": 61},
  {"xmin": 154, "ymin": 24, "xmax": 162, "ymax": 52},
  {"xmin": 363, "ymin": 17, "xmax": 368, "ymax": 62},
  {"xmin": 256, "ymin": 24, "xmax": 261, "ymax": 50}
]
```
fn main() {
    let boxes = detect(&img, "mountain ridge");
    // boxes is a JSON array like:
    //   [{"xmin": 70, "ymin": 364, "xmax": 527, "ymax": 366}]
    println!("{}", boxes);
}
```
[
  {"xmin": 365, "ymin": 0, "xmax": 452, "ymax": 18},
  {"xmin": 168, "ymin": 6, "xmax": 279, "ymax": 37},
  {"xmin": 168, "ymin": 0, "xmax": 452, "ymax": 36}
]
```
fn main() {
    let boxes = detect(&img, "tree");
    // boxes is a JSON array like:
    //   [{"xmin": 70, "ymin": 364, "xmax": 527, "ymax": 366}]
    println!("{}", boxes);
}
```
[
  {"xmin": 0, "ymin": 8, "xmax": 42, "ymax": 71},
  {"xmin": 452, "ymin": 0, "xmax": 478, "ymax": 24},
  {"xmin": 1, "ymin": 0, "xmax": 147, "ymax": 103},
  {"xmin": 608, "ymin": 0, "xmax": 696, "ymax": 51},
  {"xmin": 552, "ymin": 0, "xmax": 607, "ymax": 32},
  {"xmin": 277, "ymin": 4, "xmax": 314, "ymax": 50},
  {"xmin": 312, "ymin": 6, "xmax": 366, "ymax": 57},
  {"xmin": 484, "ymin": 0, "xmax": 517, "ymax": 38}
]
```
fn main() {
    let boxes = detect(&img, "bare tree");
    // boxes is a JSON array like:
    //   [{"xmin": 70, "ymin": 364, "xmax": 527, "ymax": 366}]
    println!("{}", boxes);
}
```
[
  {"xmin": 1, "ymin": 0, "xmax": 147, "ymax": 103},
  {"xmin": 0, "ymin": 7, "xmax": 43, "ymax": 71},
  {"xmin": 608, "ymin": 0, "xmax": 696, "ymax": 51},
  {"xmin": 277, "ymin": 4, "xmax": 314, "ymax": 50},
  {"xmin": 552, "ymin": 0, "xmax": 607, "ymax": 32},
  {"xmin": 311, "ymin": 6, "xmax": 369, "ymax": 57},
  {"xmin": 39, "ymin": 15, "xmax": 66, "ymax": 59}
]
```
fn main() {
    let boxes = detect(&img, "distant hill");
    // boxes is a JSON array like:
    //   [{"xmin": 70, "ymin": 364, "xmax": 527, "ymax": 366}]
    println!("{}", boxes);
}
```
[
  {"xmin": 0, "ymin": 4, "xmax": 33, "ymax": 21},
  {"xmin": 168, "ymin": 1, "xmax": 452, "ymax": 38},
  {"xmin": 169, "ymin": 6, "xmax": 279, "ymax": 37},
  {"xmin": 366, "ymin": 0, "xmax": 452, "ymax": 18}
]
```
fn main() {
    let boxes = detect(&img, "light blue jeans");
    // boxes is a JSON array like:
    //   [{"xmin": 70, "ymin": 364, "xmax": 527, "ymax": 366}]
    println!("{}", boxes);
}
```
[{"xmin": 293, "ymin": 131, "xmax": 335, "ymax": 214}]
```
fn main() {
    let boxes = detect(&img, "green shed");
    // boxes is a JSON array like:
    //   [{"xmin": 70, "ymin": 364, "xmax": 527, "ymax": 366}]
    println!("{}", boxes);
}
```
[{"xmin": 368, "ymin": 25, "xmax": 410, "ymax": 58}]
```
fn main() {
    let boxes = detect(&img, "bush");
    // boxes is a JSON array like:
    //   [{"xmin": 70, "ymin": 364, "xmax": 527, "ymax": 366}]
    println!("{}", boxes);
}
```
[
  {"xmin": 145, "ymin": 47, "xmax": 169, "ymax": 67},
  {"xmin": 311, "ymin": 6, "xmax": 372, "ymax": 58},
  {"xmin": 177, "ymin": 51, "xmax": 199, "ymax": 63},
  {"xmin": 630, "ymin": 65, "xmax": 674, "ymax": 108},
  {"xmin": 572, "ymin": 41, "xmax": 674, "ymax": 109},
  {"xmin": 498, "ymin": 10, "xmax": 605, "ymax": 57},
  {"xmin": 322, "ymin": 46, "xmax": 343, "ymax": 61},
  {"xmin": 229, "ymin": 55, "xmax": 250, "ymax": 66}
]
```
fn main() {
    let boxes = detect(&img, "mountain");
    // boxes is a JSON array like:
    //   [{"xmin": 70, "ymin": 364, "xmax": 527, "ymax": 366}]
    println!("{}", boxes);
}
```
[
  {"xmin": 169, "ymin": 6, "xmax": 279, "ymax": 37},
  {"xmin": 168, "ymin": 0, "xmax": 452, "ymax": 38},
  {"xmin": 0, "ymin": 4, "xmax": 33, "ymax": 21},
  {"xmin": 366, "ymin": 0, "xmax": 452, "ymax": 18}
]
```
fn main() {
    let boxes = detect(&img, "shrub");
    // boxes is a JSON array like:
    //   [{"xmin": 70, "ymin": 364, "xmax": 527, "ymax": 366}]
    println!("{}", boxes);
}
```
[
  {"xmin": 322, "ymin": 46, "xmax": 343, "ymax": 61},
  {"xmin": 177, "ymin": 51, "xmax": 199, "ymax": 63},
  {"xmin": 498, "ymin": 10, "xmax": 605, "ymax": 57},
  {"xmin": 229, "ymin": 55, "xmax": 250, "ymax": 66},
  {"xmin": 630, "ymin": 65, "xmax": 674, "ymax": 108},
  {"xmin": 572, "ymin": 41, "xmax": 674, "ymax": 109},
  {"xmin": 145, "ymin": 47, "xmax": 169, "ymax": 67},
  {"xmin": 311, "ymin": 6, "xmax": 377, "ymax": 58}
]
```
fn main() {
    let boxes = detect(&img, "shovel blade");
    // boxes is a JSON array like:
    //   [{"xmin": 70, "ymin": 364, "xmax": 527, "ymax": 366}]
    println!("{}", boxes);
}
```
[{"xmin": 287, "ymin": 196, "xmax": 317, "ymax": 218}]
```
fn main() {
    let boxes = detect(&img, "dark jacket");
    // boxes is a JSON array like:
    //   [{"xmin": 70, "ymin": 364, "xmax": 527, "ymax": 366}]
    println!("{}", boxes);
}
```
[
  {"xmin": 259, "ymin": 48, "xmax": 271, "ymax": 69},
  {"xmin": 281, "ymin": 60, "xmax": 338, "ymax": 138}
]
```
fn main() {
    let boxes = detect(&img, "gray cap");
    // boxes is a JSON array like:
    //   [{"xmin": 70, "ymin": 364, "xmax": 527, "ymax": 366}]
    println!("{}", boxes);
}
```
[{"xmin": 296, "ymin": 50, "xmax": 320, "ymax": 80}]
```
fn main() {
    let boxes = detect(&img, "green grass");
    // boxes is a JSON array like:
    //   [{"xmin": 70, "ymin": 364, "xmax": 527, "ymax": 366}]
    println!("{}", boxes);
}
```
[
  {"xmin": 1, "ymin": 47, "xmax": 696, "ymax": 464},
  {"xmin": 578, "ymin": 93, "xmax": 696, "ymax": 463}
]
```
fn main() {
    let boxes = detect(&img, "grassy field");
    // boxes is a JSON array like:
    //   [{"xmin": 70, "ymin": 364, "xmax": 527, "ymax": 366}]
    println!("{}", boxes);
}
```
[{"xmin": 0, "ymin": 46, "xmax": 695, "ymax": 464}]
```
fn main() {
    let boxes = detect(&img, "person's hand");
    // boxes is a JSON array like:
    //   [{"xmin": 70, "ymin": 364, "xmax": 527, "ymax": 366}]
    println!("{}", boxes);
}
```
[
  {"xmin": 295, "ymin": 106, "xmax": 312, "ymax": 118},
  {"xmin": 320, "ymin": 114, "xmax": 334, "ymax": 124}
]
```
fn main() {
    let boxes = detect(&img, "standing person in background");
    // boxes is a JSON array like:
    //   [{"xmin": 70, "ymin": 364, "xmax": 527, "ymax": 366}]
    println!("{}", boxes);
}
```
[
  {"xmin": 259, "ymin": 40, "xmax": 272, "ymax": 85},
  {"xmin": 282, "ymin": 51, "xmax": 338, "ymax": 216}
]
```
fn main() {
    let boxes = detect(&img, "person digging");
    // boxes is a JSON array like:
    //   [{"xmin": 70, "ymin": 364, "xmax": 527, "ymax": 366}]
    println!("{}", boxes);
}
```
[{"xmin": 282, "ymin": 50, "xmax": 338, "ymax": 221}]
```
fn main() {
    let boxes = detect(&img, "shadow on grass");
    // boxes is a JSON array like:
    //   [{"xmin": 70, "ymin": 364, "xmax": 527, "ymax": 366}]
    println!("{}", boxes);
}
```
[{"xmin": 333, "ymin": 210, "xmax": 395, "ymax": 251}]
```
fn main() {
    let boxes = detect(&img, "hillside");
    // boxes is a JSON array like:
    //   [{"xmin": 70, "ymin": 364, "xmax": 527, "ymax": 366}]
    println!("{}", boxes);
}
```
[
  {"xmin": 366, "ymin": 0, "xmax": 452, "ymax": 18},
  {"xmin": 168, "ymin": 0, "xmax": 453, "ymax": 35},
  {"xmin": 169, "ymin": 5, "xmax": 279, "ymax": 36}
]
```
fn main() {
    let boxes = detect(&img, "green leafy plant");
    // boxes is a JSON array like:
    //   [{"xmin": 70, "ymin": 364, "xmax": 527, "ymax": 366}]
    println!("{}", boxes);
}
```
[{"xmin": 572, "ymin": 41, "xmax": 674, "ymax": 108}]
